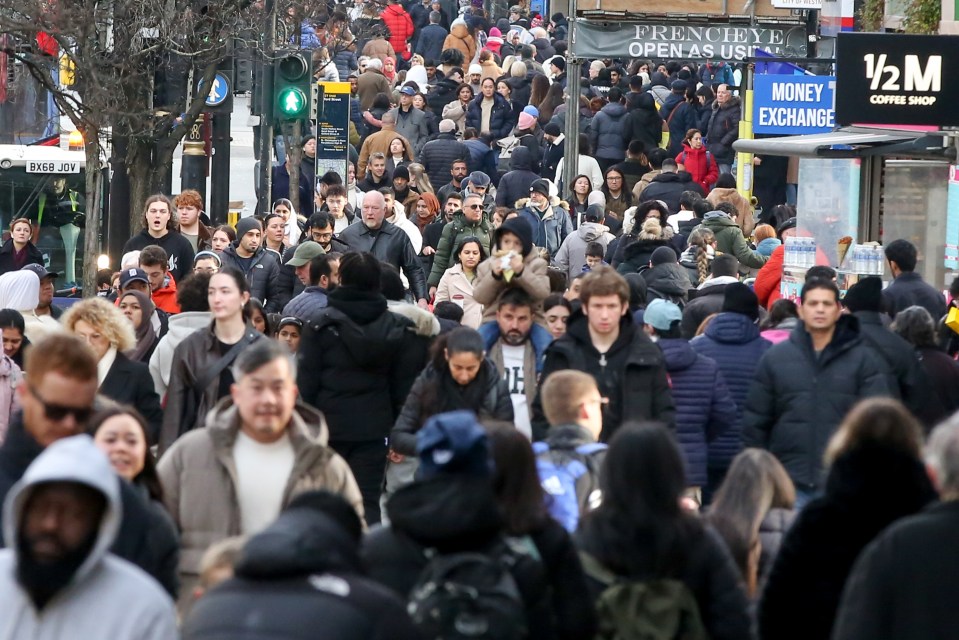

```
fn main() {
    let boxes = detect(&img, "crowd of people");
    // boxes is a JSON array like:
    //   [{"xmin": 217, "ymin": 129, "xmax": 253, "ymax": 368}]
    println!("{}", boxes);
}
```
[{"xmin": 3, "ymin": 0, "xmax": 959, "ymax": 638}]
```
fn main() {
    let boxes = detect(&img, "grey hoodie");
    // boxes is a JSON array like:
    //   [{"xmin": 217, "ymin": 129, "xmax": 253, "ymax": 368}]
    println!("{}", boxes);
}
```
[
  {"xmin": 0, "ymin": 435, "xmax": 176, "ymax": 640},
  {"xmin": 149, "ymin": 311, "xmax": 212, "ymax": 398},
  {"xmin": 554, "ymin": 221, "xmax": 614, "ymax": 281}
]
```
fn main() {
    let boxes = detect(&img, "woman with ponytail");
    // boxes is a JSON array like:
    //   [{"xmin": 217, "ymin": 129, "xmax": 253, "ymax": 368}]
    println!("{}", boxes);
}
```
[{"xmin": 680, "ymin": 228, "xmax": 717, "ymax": 287}]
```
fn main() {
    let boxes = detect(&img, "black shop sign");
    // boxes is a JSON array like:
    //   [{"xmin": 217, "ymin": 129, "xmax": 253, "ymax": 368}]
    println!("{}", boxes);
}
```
[{"xmin": 835, "ymin": 32, "xmax": 959, "ymax": 127}]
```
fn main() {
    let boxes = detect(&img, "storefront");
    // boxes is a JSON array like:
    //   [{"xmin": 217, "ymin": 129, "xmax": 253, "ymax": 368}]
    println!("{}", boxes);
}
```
[{"xmin": 734, "ymin": 32, "xmax": 959, "ymax": 295}]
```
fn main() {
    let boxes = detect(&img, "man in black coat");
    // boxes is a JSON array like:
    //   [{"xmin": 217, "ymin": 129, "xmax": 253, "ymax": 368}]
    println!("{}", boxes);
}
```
[
  {"xmin": 338, "ymin": 191, "xmax": 429, "ymax": 305},
  {"xmin": 218, "ymin": 217, "xmax": 284, "ymax": 312},
  {"xmin": 680, "ymin": 255, "xmax": 741, "ymax": 339},
  {"xmin": 882, "ymin": 238, "xmax": 947, "ymax": 321},
  {"xmin": 638, "ymin": 159, "xmax": 703, "ymax": 215},
  {"xmin": 832, "ymin": 418, "xmax": 959, "ymax": 640},
  {"xmin": 417, "ymin": 11, "xmax": 448, "ymax": 64},
  {"xmin": 183, "ymin": 491, "xmax": 423, "ymax": 640},
  {"xmin": 743, "ymin": 279, "xmax": 893, "ymax": 502},
  {"xmin": 297, "ymin": 253, "xmax": 429, "ymax": 524},
  {"xmin": 531, "ymin": 266, "xmax": 675, "ymax": 442},
  {"xmin": 842, "ymin": 276, "xmax": 942, "ymax": 428},
  {"xmin": 419, "ymin": 119, "xmax": 469, "ymax": 189},
  {"xmin": 0, "ymin": 334, "xmax": 178, "ymax": 597}
]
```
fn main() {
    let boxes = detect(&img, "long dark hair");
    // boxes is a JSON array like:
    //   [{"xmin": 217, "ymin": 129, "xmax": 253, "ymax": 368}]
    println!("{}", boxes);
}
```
[
  {"xmin": 486, "ymin": 422, "xmax": 550, "ymax": 534},
  {"xmin": 88, "ymin": 405, "xmax": 164, "ymax": 502},
  {"xmin": 419, "ymin": 327, "xmax": 488, "ymax": 421},
  {"xmin": 582, "ymin": 422, "xmax": 701, "ymax": 577}
]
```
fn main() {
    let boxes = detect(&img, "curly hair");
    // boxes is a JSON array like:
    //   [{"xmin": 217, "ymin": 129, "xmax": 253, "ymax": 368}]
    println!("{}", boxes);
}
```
[{"xmin": 61, "ymin": 297, "xmax": 135, "ymax": 352}]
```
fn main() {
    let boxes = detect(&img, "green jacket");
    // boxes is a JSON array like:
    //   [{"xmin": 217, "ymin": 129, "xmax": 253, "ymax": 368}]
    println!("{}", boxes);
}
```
[
  {"xmin": 427, "ymin": 212, "xmax": 493, "ymax": 287},
  {"xmin": 700, "ymin": 213, "xmax": 767, "ymax": 270}
]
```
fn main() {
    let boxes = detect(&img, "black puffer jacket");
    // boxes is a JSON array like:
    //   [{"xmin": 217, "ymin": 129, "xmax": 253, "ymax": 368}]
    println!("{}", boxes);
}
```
[
  {"xmin": 0, "ymin": 239, "xmax": 43, "ymax": 276},
  {"xmin": 390, "ymin": 360, "xmax": 513, "ymax": 455},
  {"xmin": 363, "ymin": 476, "xmax": 554, "ymax": 639},
  {"xmin": 742, "ymin": 316, "xmax": 894, "ymax": 490},
  {"xmin": 219, "ymin": 244, "xmax": 284, "ymax": 312},
  {"xmin": 496, "ymin": 147, "xmax": 540, "ymax": 207},
  {"xmin": 419, "ymin": 133, "xmax": 470, "ymax": 188},
  {"xmin": 183, "ymin": 505, "xmax": 423, "ymax": 640},
  {"xmin": 532, "ymin": 312, "xmax": 675, "ymax": 442},
  {"xmin": 758, "ymin": 445, "xmax": 936, "ymax": 640},
  {"xmin": 642, "ymin": 262, "xmax": 692, "ymax": 304},
  {"xmin": 614, "ymin": 238, "xmax": 673, "ymax": 274},
  {"xmin": 465, "ymin": 92, "xmax": 515, "ymax": 140},
  {"xmin": 338, "ymin": 220, "xmax": 429, "ymax": 301},
  {"xmin": 626, "ymin": 92, "xmax": 663, "ymax": 150},
  {"xmin": 297, "ymin": 287, "xmax": 429, "ymax": 442}
]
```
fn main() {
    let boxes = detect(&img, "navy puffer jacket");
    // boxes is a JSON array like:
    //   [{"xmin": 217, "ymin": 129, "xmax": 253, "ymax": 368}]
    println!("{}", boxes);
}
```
[
  {"xmin": 465, "ymin": 92, "xmax": 515, "ymax": 140},
  {"xmin": 690, "ymin": 312, "xmax": 772, "ymax": 471},
  {"xmin": 658, "ymin": 338, "xmax": 737, "ymax": 486}
]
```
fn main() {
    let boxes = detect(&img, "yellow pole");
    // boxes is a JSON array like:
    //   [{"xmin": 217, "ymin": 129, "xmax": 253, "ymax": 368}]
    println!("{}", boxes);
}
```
[{"xmin": 737, "ymin": 64, "xmax": 754, "ymax": 205}]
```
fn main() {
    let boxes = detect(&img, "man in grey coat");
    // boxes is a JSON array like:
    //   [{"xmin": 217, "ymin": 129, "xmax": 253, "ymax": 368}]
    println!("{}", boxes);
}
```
[{"xmin": 389, "ymin": 86, "xmax": 431, "ymax": 156}]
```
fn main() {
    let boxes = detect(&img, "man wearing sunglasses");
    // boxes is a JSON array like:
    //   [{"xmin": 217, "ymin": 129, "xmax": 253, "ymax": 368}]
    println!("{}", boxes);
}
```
[
  {"xmin": 427, "ymin": 192, "xmax": 492, "ymax": 300},
  {"xmin": 0, "ymin": 334, "xmax": 180, "ymax": 598}
]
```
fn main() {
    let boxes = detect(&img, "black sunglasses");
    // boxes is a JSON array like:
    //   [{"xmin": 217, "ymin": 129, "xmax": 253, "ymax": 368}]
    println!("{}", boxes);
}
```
[
  {"xmin": 465, "ymin": 204, "xmax": 483, "ymax": 210},
  {"xmin": 29, "ymin": 386, "xmax": 93, "ymax": 424}
]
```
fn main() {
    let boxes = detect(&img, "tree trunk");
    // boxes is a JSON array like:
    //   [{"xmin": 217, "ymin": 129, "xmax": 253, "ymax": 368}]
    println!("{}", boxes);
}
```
[
  {"xmin": 82, "ymin": 133, "xmax": 103, "ymax": 298},
  {"xmin": 126, "ymin": 137, "xmax": 153, "ymax": 234}
]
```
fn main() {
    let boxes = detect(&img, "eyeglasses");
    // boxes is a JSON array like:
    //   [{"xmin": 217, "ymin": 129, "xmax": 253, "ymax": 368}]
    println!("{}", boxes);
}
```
[
  {"xmin": 466, "ymin": 204, "xmax": 483, "ymax": 210},
  {"xmin": 582, "ymin": 396, "xmax": 610, "ymax": 409},
  {"xmin": 313, "ymin": 232, "xmax": 334, "ymax": 241},
  {"xmin": 29, "ymin": 385, "xmax": 93, "ymax": 424}
]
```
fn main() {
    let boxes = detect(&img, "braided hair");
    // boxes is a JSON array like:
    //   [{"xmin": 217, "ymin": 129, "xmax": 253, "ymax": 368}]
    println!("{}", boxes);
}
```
[{"xmin": 686, "ymin": 228, "xmax": 716, "ymax": 286}]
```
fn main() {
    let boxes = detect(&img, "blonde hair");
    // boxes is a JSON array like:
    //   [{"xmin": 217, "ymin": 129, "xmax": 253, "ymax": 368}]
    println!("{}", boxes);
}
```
[
  {"xmin": 686, "ymin": 228, "xmax": 715, "ymax": 286},
  {"xmin": 61, "ymin": 297, "xmax": 136, "ymax": 352},
  {"xmin": 541, "ymin": 370, "xmax": 599, "ymax": 425},
  {"xmin": 406, "ymin": 163, "xmax": 435, "ymax": 194},
  {"xmin": 637, "ymin": 217, "xmax": 663, "ymax": 241},
  {"xmin": 824, "ymin": 397, "xmax": 923, "ymax": 466}
]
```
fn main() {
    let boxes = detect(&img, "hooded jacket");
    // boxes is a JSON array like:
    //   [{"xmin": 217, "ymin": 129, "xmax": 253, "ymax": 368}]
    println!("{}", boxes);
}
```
[
  {"xmin": 700, "ymin": 211, "xmax": 766, "ymax": 270},
  {"xmin": 381, "ymin": 3, "xmax": 415, "ymax": 59},
  {"xmin": 427, "ymin": 211, "xmax": 493, "ymax": 287},
  {"xmin": 706, "ymin": 187, "xmax": 754, "ymax": 238},
  {"xmin": 219, "ymin": 244, "xmax": 284, "ymax": 312},
  {"xmin": 532, "ymin": 312, "xmax": 676, "ymax": 441},
  {"xmin": 297, "ymin": 287, "xmax": 430, "ymax": 443},
  {"xmin": 443, "ymin": 22, "xmax": 477, "ymax": 63},
  {"xmin": 472, "ymin": 218, "xmax": 551, "ymax": 324},
  {"xmin": 755, "ymin": 244, "xmax": 785, "ymax": 309},
  {"xmin": 554, "ymin": 221, "xmax": 614, "ymax": 282},
  {"xmin": 0, "ymin": 435, "xmax": 176, "ymax": 640},
  {"xmin": 158, "ymin": 400, "xmax": 364, "ymax": 580},
  {"xmin": 642, "ymin": 261, "xmax": 692, "ymax": 305},
  {"xmin": 639, "ymin": 171, "xmax": 702, "ymax": 215},
  {"xmin": 588, "ymin": 101, "xmax": 628, "ymax": 161},
  {"xmin": 742, "ymin": 316, "xmax": 894, "ymax": 489},
  {"xmin": 691, "ymin": 311, "xmax": 772, "ymax": 471},
  {"xmin": 657, "ymin": 339, "xmax": 737, "ymax": 486},
  {"xmin": 680, "ymin": 279, "xmax": 734, "ymax": 339},
  {"xmin": 122, "ymin": 228, "xmax": 196, "ymax": 284},
  {"xmin": 626, "ymin": 92, "xmax": 663, "ymax": 150},
  {"xmin": 677, "ymin": 143, "xmax": 719, "ymax": 194},
  {"xmin": 518, "ymin": 200, "xmax": 573, "ymax": 259},
  {"xmin": 148, "ymin": 311, "xmax": 211, "ymax": 398},
  {"xmin": 496, "ymin": 147, "xmax": 540, "ymax": 208},
  {"xmin": 182, "ymin": 504, "xmax": 421, "ymax": 640}
]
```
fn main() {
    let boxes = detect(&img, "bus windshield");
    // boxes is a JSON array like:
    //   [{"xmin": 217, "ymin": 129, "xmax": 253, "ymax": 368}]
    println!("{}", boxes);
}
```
[{"xmin": 0, "ymin": 146, "xmax": 87, "ymax": 286}]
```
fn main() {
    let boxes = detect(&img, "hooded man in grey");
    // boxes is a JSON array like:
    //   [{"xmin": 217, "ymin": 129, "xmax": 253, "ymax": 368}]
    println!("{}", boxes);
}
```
[{"xmin": 0, "ymin": 435, "xmax": 176, "ymax": 639}]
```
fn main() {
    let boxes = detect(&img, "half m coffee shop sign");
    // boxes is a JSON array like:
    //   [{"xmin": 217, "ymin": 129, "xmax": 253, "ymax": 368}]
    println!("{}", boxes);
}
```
[{"xmin": 573, "ymin": 22, "xmax": 789, "ymax": 61}]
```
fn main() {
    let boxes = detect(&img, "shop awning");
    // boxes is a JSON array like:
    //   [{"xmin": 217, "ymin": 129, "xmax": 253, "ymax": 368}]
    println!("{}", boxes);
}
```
[{"xmin": 733, "ymin": 128, "xmax": 950, "ymax": 158}]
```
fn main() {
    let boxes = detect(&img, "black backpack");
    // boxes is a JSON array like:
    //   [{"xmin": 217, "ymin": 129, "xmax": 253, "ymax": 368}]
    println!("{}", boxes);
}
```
[{"xmin": 407, "ymin": 537, "xmax": 538, "ymax": 640}]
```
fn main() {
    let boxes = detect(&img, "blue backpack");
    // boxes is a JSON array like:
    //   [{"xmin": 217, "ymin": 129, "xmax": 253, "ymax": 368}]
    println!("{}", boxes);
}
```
[{"xmin": 532, "ymin": 441, "xmax": 607, "ymax": 532}]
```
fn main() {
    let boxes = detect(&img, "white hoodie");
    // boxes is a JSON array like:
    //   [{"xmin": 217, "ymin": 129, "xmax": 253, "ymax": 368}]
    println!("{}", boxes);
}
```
[
  {"xmin": 149, "ymin": 311, "xmax": 212, "ymax": 398},
  {"xmin": 0, "ymin": 435, "xmax": 176, "ymax": 640}
]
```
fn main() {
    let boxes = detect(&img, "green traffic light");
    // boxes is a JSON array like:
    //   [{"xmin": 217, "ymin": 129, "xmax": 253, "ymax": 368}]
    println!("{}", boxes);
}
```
[{"xmin": 277, "ymin": 87, "xmax": 307, "ymax": 117}]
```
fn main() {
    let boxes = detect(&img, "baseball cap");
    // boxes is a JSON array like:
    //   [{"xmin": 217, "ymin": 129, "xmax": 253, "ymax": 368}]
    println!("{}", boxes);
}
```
[
  {"xmin": 644, "ymin": 299, "xmax": 682, "ymax": 331},
  {"xmin": 399, "ymin": 86, "xmax": 417, "ymax": 96},
  {"xmin": 285, "ymin": 241, "xmax": 326, "ymax": 267},
  {"xmin": 21, "ymin": 263, "xmax": 58, "ymax": 280},
  {"xmin": 119, "ymin": 268, "xmax": 150, "ymax": 289},
  {"xmin": 439, "ymin": 119, "xmax": 457, "ymax": 133}
]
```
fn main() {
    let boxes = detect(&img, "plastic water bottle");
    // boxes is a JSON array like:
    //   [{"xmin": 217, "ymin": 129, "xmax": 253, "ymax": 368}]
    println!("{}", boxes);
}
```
[
  {"xmin": 807, "ymin": 238, "xmax": 817, "ymax": 268},
  {"xmin": 784, "ymin": 237, "xmax": 795, "ymax": 266}
]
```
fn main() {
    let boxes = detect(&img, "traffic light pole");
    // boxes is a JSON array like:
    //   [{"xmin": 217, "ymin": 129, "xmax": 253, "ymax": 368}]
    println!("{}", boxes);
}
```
[
  {"xmin": 210, "ymin": 110, "xmax": 231, "ymax": 226},
  {"xmin": 256, "ymin": 5, "xmax": 277, "ymax": 217}
]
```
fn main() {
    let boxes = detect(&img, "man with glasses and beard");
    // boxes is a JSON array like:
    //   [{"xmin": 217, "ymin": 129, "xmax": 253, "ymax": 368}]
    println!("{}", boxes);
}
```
[
  {"xmin": 0, "ymin": 334, "xmax": 179, "ymax": 597},
  {"xmin": 0, "ymin": 435, "xmax": 176, "ymax": 637},
  {"xmin": 427, "ymin": 192, "xmax": 492, "ymax": 299}
]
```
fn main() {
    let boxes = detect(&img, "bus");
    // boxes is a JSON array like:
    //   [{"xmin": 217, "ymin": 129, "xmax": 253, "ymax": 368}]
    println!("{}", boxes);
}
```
[{"xmin": 0, "ymin": 144, "xmax": 101, "ymax": 286}]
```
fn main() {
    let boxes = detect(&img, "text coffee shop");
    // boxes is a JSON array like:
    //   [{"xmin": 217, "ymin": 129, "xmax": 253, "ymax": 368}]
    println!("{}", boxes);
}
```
[{"xmin": 735, "ymin": 32, "xmax": 959, "ymax": 296}]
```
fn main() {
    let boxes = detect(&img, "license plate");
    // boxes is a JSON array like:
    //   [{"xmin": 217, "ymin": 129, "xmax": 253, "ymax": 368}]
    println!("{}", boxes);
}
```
[{"xmin": 26, "ymin": 161, "xmax": 80, "ymax": 174}]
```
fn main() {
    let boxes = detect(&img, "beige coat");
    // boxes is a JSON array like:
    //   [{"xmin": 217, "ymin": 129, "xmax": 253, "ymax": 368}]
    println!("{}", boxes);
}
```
[
  {"xmin": 707, "ymin": 187, "xmax": 755, "ymax": 238},
  {"xmin": 443, "ymin": 23, "xmax": 477, "ymax": 64},
  {"xmin": 435, "ymin": 263, "xmax": 483, "ymax": 328},
  {"xmin": 472, "ymin": 251, "xmax": 550, "ymax": 325},
  {"xmin": 157, "ymin": 399, "xmax": 363, "ymax": 581},
  {"xmin": 442, "ymin": 100, "xmax": 470, "ymax": 133},
  {"xmin": 357, "ymin": 126, "xmax": 415, "ymax": 177}
]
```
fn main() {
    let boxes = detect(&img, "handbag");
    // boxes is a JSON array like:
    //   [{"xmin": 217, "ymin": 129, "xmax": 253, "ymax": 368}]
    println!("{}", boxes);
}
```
[{"xmin": 946, "ymin": 306, "xmax": 959, "ymax": 335}]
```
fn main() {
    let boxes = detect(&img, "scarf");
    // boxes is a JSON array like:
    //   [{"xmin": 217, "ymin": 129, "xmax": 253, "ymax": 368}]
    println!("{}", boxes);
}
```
[{"xmin": 121, "ymin": 290, "xmax": 158, "ymax": 363}]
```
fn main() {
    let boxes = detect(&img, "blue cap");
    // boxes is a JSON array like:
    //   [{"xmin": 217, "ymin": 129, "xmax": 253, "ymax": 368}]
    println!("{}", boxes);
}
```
[
  {"xmin": 416, "ymin": 410, "xmax": 492, "ymax": 479},
  {"xmin": 644, "ymin": 298, "xmax": 682, "ymax": 331}
]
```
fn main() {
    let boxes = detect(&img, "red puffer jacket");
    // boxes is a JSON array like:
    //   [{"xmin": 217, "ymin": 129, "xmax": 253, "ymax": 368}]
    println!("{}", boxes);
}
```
[
  {"xmin": 381, "ymin": 4, "xmax": 414, "ymax": 60},
  {"xmin": 676, "ymin": 143, "xmax": 719, "ymax": 193},
  {"xmin": 754, "ymin": 244, "xmax": 784, "ymax": 309}
]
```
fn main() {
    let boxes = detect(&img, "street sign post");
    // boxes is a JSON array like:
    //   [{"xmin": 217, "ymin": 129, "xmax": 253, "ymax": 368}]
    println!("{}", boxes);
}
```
[
  {"xmin": 314, "ymin": 81, "xmax": 351, "ymax": 187},
  {"xmin": 200, "ymin": 72, "xmax": 231, "ymax": 107}
]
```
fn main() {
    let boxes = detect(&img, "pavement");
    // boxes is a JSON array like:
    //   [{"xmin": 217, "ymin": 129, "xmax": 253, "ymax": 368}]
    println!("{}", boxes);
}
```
[{"xmin": 170, "ymin": 93, "xmax": 258, "ymax": 219}]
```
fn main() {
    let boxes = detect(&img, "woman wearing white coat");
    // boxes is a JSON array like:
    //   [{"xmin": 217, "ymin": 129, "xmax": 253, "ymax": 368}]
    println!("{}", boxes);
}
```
[{"xmin": 435, "ymin": 236, "xmax": 487, "ymax": 329}]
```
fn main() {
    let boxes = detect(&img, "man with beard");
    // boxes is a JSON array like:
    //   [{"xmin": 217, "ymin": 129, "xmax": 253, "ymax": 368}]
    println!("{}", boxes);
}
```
[
  {"xmin": 436, "ymin": 158, "xmax": 469, "ymax": 204},
  {"xmin": 0, "ymin": 334, "xmax": 179, "ymax": 597},
  {"xmin": 480, "ymin": 288, "xmax": 552, "ymax": 438},
  {"xmin": 283, "ymin": 252, "xmax": 341, "ymax": 323},
  {"xmin": 0, "ymin": 435, "xmax": 176, "ymax": 637}
]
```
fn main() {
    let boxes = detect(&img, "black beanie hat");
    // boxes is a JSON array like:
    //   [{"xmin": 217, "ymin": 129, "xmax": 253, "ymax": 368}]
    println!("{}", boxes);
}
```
[
  {"xmin": 392, "ymin": 165, "xmax": 410, "ymax": 181},
  {"xmin": 842, "ymin": 276, "xmax": 883, "ymax": 312},
  {"xmin": 650, "ymin": 246, "xmax": 677, "ymax": 266},
  {"xmin": 722, "ymin": 282, "xmax": 759, "ymax": 321}
]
